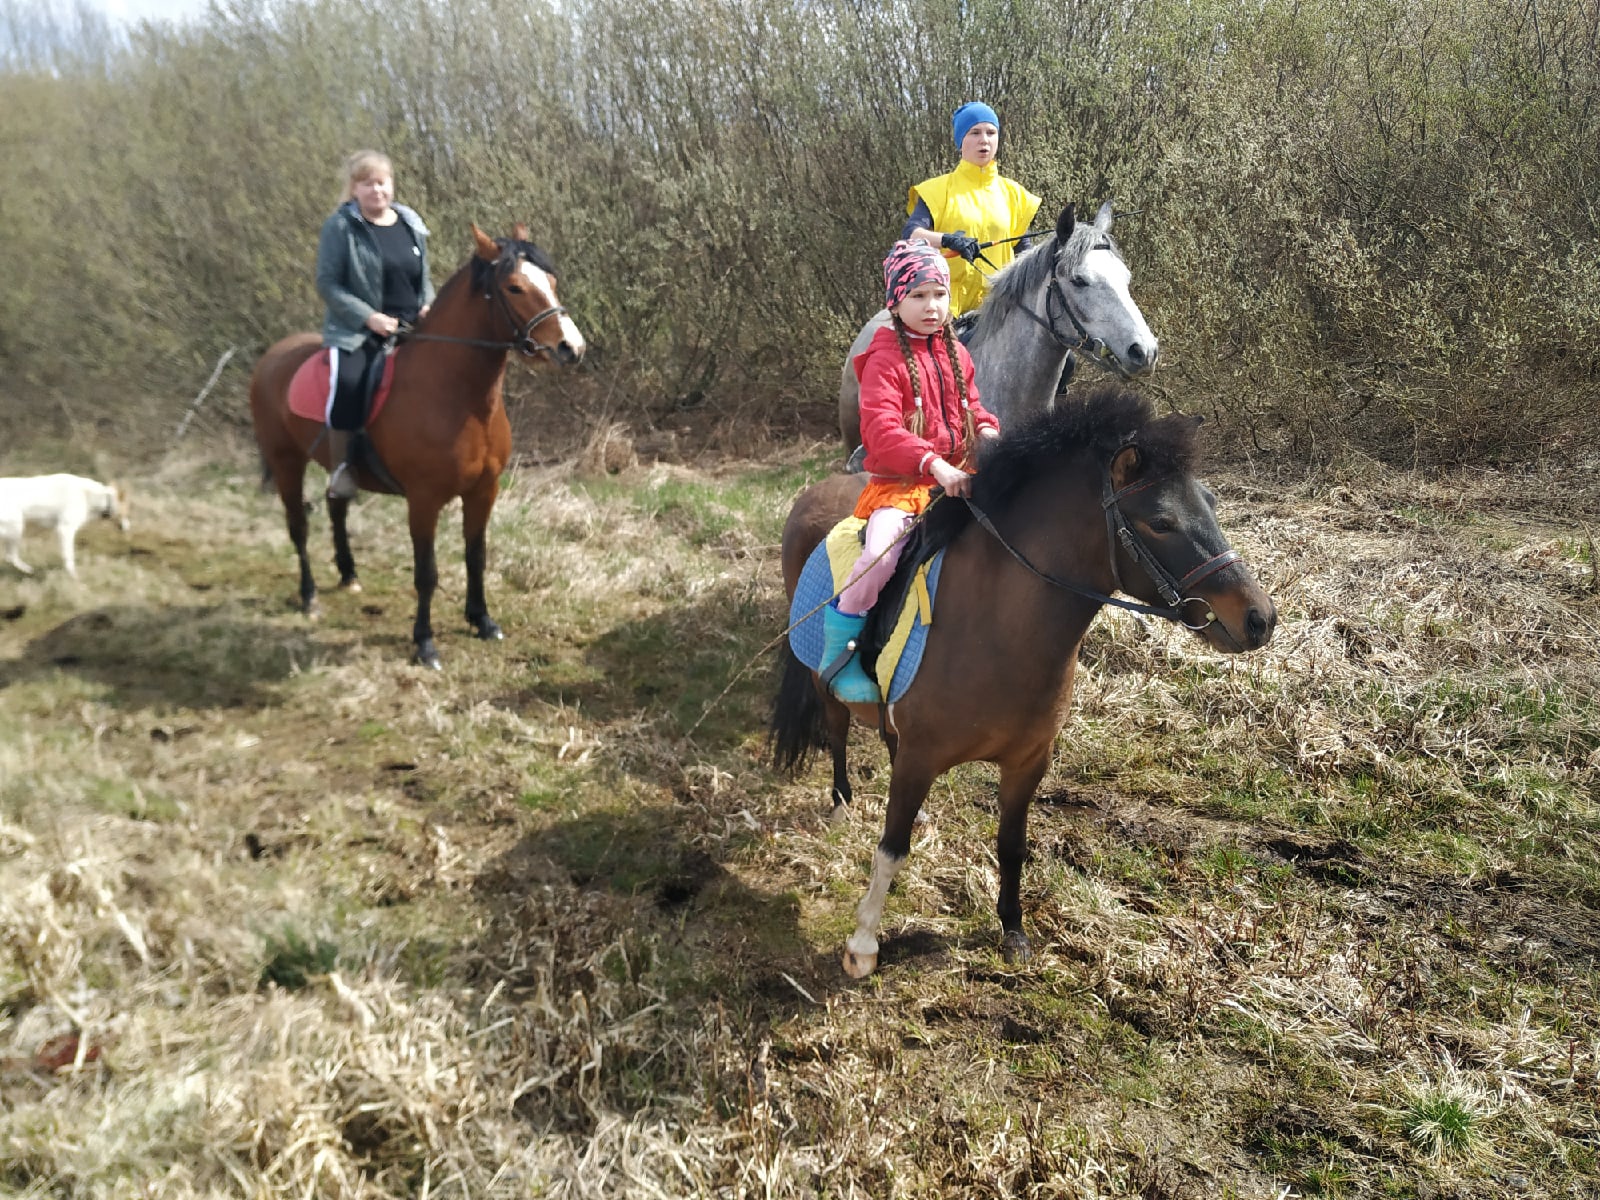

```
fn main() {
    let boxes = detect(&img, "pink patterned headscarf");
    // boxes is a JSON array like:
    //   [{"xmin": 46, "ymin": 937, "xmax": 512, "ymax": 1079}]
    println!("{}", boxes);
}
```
[{"xmin": 883, "ymin": 239, "xmax": 949, "ymax": 309}]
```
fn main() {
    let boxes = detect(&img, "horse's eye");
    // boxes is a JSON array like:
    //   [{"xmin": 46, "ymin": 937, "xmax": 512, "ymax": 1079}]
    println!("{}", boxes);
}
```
[
  {"xmin": 1143, "ymin": 516, "xmax": 1176, "ymax": 534},
  {"xmin": 1070, "ymin": 275, "xmax": 1089, "ymax": 288},
  {"xmin": 506, "ymin": 282, "xmax": 525, "ymax": 293}
]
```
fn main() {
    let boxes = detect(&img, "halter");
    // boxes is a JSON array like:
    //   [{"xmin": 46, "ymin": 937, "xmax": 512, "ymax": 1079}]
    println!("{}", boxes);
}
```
[
  {"xmin": 963, "ymin": 468, "xmax": 1243, "ymax": 638},
  {"xmin": 1009, "ymin": 242, "xmax": 1137, "ymax": 379},
  {"xmin": 402, "ymin": 244, "xmax": 569, "ymax": 359}
]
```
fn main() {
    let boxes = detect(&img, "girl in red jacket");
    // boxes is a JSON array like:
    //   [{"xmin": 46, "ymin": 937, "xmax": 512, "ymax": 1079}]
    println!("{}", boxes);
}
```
[{"xmin": 823, "ymin": 240, "xmax": 1001, "ymax": 703}]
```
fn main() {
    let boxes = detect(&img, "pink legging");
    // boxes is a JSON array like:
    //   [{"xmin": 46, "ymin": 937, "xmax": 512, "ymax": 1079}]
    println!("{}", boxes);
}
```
[{"xmin": 837, "ymin": 507, "xmax": 917, "ymax": 616}]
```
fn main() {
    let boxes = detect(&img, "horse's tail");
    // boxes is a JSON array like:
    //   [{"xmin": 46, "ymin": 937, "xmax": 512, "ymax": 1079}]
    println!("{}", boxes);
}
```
[{"xmin": 769, "ymin": 641, "xmax": 826, "ymax": 776}]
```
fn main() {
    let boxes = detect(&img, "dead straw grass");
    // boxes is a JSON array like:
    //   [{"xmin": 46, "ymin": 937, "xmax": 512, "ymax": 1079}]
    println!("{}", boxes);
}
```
[{"xmin": 1, "ymin": 446, "xmax": 1596, "ymax": 1197}]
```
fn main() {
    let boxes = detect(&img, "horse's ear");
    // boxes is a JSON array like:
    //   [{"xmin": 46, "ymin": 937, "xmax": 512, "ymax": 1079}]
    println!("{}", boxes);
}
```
[
  {"xmin": 1110, "ymin": 444, "xmax": 1143, "ymax": 491},
  {"xmin": 1095, "ymin": 199, "xmax": 1115, "ymax": 232},
  {"xmin": 1055, "ymin": 204, "xmax": 1076, "ymax": 243},
  {"xmin": 470, "ymin": 223, "xmax": 499, "ymax": 259},
  {"xmin": 511, "ymin": 222, "xmax": 529, "ymax": 242}
]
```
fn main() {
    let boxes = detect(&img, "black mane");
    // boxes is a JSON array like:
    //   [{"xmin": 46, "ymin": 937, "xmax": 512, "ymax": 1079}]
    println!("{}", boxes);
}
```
[
  {"xmin": 469, "ymin": 238, "xmax": 557, "ymax": 291},
  {"xmin": 919, "ymin": 385, "xmax": 1201, "ymax": 548}
]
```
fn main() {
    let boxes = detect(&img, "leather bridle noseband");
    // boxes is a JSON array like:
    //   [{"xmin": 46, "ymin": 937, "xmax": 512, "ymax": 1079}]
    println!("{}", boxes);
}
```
[{"xmin": 963, "ymin": 469, "xmax": 1243, "ymax": 639}]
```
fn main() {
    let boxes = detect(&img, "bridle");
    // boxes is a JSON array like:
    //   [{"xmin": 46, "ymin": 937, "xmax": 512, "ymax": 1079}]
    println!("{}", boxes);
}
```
[
  {"xmin": 1009, "ymin": 240, "xmax": 1138, "ymax": 379},
  {"xmin": 401, "ymin": 244, "xmax": 569, "ymax": 359},
  {"xmin": 962, "ymin": 469, "xmax": 1243, "ymax": 641}
]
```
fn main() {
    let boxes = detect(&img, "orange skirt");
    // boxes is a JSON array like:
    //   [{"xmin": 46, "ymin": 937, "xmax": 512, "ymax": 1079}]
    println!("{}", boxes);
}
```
[{"xmin": 853, "ymin": 478, "xmax": 936, "ymax": 519}]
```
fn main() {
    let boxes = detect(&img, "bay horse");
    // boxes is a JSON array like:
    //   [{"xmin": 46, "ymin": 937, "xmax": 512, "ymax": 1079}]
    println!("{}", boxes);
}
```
[
  {"xmin": 249, "ymin": 224, "xmax": 585, "ymax": 669},
  {"xmin": 772, "ymin": 387, "xmax": 1276, "ymax": 978},
  {"xmin": 839, "ymin": 201, "xmax": 1157, "ymax": 462}
]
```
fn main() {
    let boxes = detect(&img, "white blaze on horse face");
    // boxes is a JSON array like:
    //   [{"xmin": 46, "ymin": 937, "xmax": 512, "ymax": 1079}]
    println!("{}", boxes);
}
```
[
  {"xmin": 1074, "ymin": 245, "xmax": 1158, "ymax": 375},
  {"xmin": 517, "ymin": 260, "xmax": 587, "ymax": 354}
]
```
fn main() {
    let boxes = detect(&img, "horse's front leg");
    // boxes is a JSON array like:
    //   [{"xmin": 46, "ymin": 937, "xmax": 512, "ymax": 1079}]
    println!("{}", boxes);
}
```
[
  {"xmin": 408, "ymin": 499, "xmax": 444, "ymax": 669},
  {"xmin": 995, "ymin": 749, "xmax": 1051, "ymax": 964},
  {"xmin": 844, "ymin": 757, "xmax": 935, "ymax": 978},
  {"xmin": 461, "ymin": 474, "xmax": 502, "ymax": 640},
  {"xmin": 327, "ymin": 496, "xmax": 361, "ymax": 591}
]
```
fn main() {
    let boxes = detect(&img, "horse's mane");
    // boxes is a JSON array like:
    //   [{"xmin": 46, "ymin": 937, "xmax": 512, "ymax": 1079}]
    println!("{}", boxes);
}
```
[
  {"xmin": 968, "ymin": 218, "xmax": 1124, "ymax": 343},
  {"xmin": 919, "ymin": 385, "xmax": 1200, "ymax": 548},
  {"xmin": 467, "ymin": 238, "xmax": 558, "ymax": 292}
]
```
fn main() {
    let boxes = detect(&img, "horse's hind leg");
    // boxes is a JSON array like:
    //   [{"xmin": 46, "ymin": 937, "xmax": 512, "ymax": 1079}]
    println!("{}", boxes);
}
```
[
  {"xmin": 995, "ymin": 749, "xmax": 1051, "ymax": 964},
  {"xmin": 843, "ymin": 756, "xmax": 935, "ymax": 978},
  {"xmin": 817, "ymin": 681, "xmax": 853, "ymax": 820},
  {"xmin": 327, "ymin": 496, "xmax": 361, "ymax": 591},
  {"xmin": 461, "ymin": 475, "xmax": 502, "ymax": 640},
  {"xmin": 270, "ymin": 457, "xmax": 319, "ymax": 615}
]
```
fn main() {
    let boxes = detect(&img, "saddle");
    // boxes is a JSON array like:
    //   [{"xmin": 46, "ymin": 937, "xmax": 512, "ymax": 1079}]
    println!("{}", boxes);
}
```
[
  {"xmin": 789, "ymin": 517, "xmax": 947, "ymax": 704},
  {"xmin": 287, "ymin": 346, "xmax": 399, "ymax": 427}
]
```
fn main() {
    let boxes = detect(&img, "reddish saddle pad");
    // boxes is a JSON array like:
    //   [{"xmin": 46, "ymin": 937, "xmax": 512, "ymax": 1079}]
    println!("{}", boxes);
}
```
[{"xmin": 287, "ymin": 348, "xmax": 397, "ymax": 425}]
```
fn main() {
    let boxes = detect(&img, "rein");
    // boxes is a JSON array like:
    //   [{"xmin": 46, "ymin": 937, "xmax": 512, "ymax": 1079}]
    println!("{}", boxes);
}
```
[{"xmin": 964, "ymin": 471, "xmax": 1242, "ymax": 635}]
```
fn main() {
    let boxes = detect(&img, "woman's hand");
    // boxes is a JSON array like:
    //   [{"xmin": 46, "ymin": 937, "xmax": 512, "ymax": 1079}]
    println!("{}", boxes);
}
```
[
  {"xmin": 930, "ymin": 457, "xmax": 973, "ymax": 497},
  {"xmin": 365, "ymin": 312, "xmax": 400, "ymax": 336},
  {"xmin": 417, "ymin": 305, "xmax": 430, "ymax": 321}
]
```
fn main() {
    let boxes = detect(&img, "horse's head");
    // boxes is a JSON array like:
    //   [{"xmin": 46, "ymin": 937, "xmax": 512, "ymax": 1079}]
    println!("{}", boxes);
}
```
[
  {"xmin": 470, "ymin": 223, "xmax": 586, "ymax": 365},
  {"xmin": 1052, "ymin": 201, "xmax": 1159, "ymax": 378},
  {"xmin": 1103, "ymin": 420, "xmax": 1275, "ymax": 653}
]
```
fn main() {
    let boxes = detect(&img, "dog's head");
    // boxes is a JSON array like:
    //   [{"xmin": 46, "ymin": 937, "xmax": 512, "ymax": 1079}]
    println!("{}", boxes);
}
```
[{"xmin": 105, "ymin": 482, "xmax": 130, "ymax": 532}]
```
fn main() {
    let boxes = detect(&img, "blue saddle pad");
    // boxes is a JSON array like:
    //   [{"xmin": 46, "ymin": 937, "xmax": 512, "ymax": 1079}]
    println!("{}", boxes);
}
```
[{"xmin": 788, "ymin": 538, "xmax": 944, "ymax": 704}]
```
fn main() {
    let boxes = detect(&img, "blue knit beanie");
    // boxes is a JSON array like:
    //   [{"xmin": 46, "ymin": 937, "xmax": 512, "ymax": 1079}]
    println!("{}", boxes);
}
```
[{"xmin": 952, "ymin": 101, "xmax": 1000, "ymax": 148}]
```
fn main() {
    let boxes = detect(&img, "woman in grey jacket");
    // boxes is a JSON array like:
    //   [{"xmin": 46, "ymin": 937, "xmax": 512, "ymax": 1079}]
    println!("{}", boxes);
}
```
[{"xmin": 315, "ymin": 149, "xmax": 436, "ymax": 498}]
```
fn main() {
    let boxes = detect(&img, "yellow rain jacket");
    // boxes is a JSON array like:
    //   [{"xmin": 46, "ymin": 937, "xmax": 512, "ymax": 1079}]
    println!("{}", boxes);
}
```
[{"xmin": 908, "ymin": 160, "xmax": 1041, "ymax": 317}]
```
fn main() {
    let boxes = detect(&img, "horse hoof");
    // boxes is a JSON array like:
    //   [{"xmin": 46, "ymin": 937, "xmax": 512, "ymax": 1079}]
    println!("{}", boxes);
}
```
[
  {"xmin": 842, "ymin": 946, "xmax": 878, "ymax": 979},
  {"xmin": 827, "ymin": 803, "xmax": 850, "ymax": 828},
  {"xmin": 302, "ymin": 598, "xmax": 320, "ymax": 619},
  {"xmin": 474, "ymin": 619, "xmax": 503, "ymax": 641},
  {"xmin": 1001, "ymin": 931, "xmax": 1032, "ymax": 964},
  {"xmin": 338, "ymin": 578, "xmax": 362, "ymax": 593},
  {"xmin": 414, "ymin": 645, "xmax": 443, "ymax": 671}
]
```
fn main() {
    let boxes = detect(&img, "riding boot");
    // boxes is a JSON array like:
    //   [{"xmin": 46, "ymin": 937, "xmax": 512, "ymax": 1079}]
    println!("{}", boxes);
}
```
[
  {"xmin": 325, "ymin": 429, "xmax": 359, "ymax": 499},
  {"xmin": 821, "ymin": 604, "xmax": 881, "ymax": 704}
]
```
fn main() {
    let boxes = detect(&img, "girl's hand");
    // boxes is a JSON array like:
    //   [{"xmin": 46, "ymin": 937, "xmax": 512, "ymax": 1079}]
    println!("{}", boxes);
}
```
[
  {"xmin": 365, "ymin": 312, "xmax": 400, "ymax": 336},
  {"xmin": 930, "ymin": 457, "xmax": 973, "ymax": 497},
  {"xmin": 979, "ymin": 425, "xmax": 1000, "ymax": 440}
]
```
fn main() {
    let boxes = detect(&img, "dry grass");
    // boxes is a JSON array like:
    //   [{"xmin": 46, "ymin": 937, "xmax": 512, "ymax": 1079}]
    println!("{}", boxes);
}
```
[{"xmin": 1, "ymin": 437, "xmax": 1597, "ymax": 1198}]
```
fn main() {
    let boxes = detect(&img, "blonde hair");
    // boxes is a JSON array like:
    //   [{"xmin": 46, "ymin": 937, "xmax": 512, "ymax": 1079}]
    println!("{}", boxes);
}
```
[{"xmin": 339, "ymin": 149, "xmax": 393, "ymax": 202}]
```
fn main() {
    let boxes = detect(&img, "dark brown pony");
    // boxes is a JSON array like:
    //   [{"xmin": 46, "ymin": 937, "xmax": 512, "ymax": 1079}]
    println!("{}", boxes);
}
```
[
  {"xmin": 249, "ymin": 224, "xmax": 584, "ymax": 668},
  {"xmin": 771, "ymin": 387, "xmax": 1277, "ymax": 977}
]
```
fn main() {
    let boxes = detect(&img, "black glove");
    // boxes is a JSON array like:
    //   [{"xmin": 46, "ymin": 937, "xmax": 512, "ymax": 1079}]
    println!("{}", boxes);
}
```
[{"xmin": 942, "ymin": 231, "xmax": 981, "ymax": 262}]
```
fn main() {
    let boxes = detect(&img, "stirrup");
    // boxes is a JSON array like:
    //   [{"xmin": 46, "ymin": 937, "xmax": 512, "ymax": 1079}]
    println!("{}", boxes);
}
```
[{"xmin": 326, "ymin": 463, "xmax": 358, "ymax": 500}]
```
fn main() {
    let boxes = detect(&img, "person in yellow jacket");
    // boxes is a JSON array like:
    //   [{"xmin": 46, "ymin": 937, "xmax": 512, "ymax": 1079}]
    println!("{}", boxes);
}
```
[{"xmin": 902, "ymin": 102, "xmax": 1042, "ymax": 318}]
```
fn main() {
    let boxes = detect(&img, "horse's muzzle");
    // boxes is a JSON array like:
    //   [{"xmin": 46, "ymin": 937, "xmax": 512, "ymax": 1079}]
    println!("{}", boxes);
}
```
[
  {"xmin": 1123, "ymin": 339, "xmax": 1159, "ymax": 376},
  {"xmin": 554, "ymin": 341, "xmax": 583, "ymax": 366}
]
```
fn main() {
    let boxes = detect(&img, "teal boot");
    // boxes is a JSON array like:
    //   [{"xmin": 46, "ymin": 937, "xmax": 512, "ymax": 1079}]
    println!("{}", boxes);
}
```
[{"xmin": 821, "ymin": 604, "xmax": 881, "ymax": 704}]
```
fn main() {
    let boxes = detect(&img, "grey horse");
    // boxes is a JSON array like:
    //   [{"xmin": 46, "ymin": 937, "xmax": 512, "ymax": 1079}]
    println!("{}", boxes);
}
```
[{"xmin": 839, "ymin": 201, "xmax": 1158, "ymax": 459}]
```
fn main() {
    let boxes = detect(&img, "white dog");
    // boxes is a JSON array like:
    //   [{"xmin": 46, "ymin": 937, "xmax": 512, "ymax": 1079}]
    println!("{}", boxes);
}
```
[{"xmin": 0, "ymin": 473, "xmax": 130, "ymax": 578}]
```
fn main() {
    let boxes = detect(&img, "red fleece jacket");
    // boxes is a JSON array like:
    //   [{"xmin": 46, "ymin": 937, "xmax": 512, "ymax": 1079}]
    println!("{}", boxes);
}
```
[{"xmin": 853, "ymin": 324, "xmax": 998, "ymax": 481}]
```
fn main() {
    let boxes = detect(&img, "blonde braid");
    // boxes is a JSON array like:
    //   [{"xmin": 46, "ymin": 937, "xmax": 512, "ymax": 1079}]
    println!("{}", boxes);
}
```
[
  {"xmin": 943, "ymin": 326, "xmax": 979, "ymax": 469},
  {"xmin": 892, "ymin": 314, "xmax": 925, "ymax": 438}
]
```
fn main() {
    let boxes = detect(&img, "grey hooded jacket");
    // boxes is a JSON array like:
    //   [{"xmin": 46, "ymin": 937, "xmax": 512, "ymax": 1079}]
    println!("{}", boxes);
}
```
[{"xmin": 316, "ymin": 200, "xmax": 437, "ymax": 351}]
